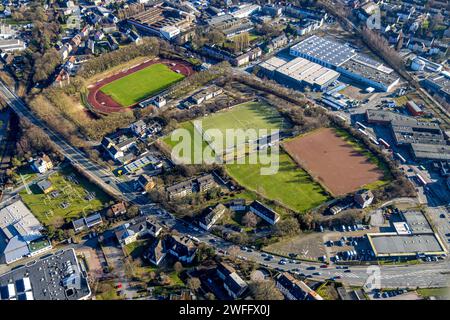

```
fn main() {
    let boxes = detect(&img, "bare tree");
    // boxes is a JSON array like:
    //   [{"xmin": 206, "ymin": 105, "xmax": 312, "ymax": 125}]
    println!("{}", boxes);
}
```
[
  {"xmin": 242, "ymin": 212, "xmax": 259, "ymax": 228},
  {"xmin": 249, "ymin": 280, "xmax": 284, "ymax": 300}
]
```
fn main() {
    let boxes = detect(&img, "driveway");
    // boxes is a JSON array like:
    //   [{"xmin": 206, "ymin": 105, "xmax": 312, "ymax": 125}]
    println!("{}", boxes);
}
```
[{"xmin": 101, "ymin": 238, "xmax": 136, "ymax": 299}]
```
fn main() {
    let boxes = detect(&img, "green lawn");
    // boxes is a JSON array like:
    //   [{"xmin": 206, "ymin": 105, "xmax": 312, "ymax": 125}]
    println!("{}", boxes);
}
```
[
  {"xmin": 201, "ymin": 101, "xmax": 290, "ymax": 152},
  {"xmin": 416, "ymin": 287, "xmax": 449, "ymax": 298},
  {"xmin": 100, "ymin": 63, "xmax": 185, "ymax": 107},
  {"xmin": 162, "ymin": 101, "xmax": 289, "ymax": 163},
  {"xmin": 124, "ymin": 239, "xmax": 150, "ymax": 259},
  {"xmin": 162, "ymin": 121, "xmax": 214, "ymax": 165},
  {"xmin": 225, "ymin": 152, "xmax": 331, "ymax": 213},
  {"xmin": 19, "ymin": 167, "xmax": 111, "ymax": 227},
  {"xmin": 201, "ymin": 101, "xmax": 288, "ymax": 134},
  {"xmin": 161, "ymin": 102, "xmax": 328, "ymax": 212}
]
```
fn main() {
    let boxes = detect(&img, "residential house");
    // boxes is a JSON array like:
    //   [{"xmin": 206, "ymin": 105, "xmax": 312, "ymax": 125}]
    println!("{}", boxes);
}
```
[
  {"xmin": 63, "ymin": 56, "xmax": 77, "ymax": 75},
  {"xmin": 115, "ymin": 217, "xmax": 162, "ymax": 246},
  {"xmin": 70, "ymin": 34, "xmax": 82, "ymax": 47},
  {"xmin": 128, "ymin": 30, "xmax": 142, "ymax": 44},
  {"xmin": 262, "ymin": 4, "xmax": 282, "ymax": 17},
  {"xmin": 166, "ymin": 179, "xmax": 195, "ymax": 200},
  {"xmin": 276, "ymin": 272, "xmax": 323, "ymax": 300},
  {"xmin": 153, "ymin": 96, "xmax": 166, "ymax": 108},
  {"xmin": 266, "ymin": 34, "xmax": 288, "ymax": 53},
  {"xmin": 110, "ymin": 202, "xmax": 127, "ymax": 216},
  {"xmin": 84, "ymin": 213, "xmax": 103, "ymax": 229},
  {"xmin": 37, "ymin": 180, "xmax": 53, "ymax": 194},
  {"xmin": 60, "ymin": 43, "xmax": 73, "ymax": 60},
  {"xmin": 354, "ymin": 190, "xmax": 374, "ymax": 208},
  {"xmin": 94, "ymin": 30, "xmax": 105, "ymax": 41},
  {"xmin": 197, "ymin": 174, "xmax": 215, "ymax": 192},
  {"xmin": 106, "ymin": 34, "xmax": 119, "ymax": 50},
  {"xmin": 79, "ymin": 26, "xmax": 91, "ymax": 38},
  {"xmin": 137, "ymin": 174, "xmax": 155, "ymax": 192},
  {"xmin": 225, "ymin": 199, "xmax": 247, "ymax": 212},
  {"xmin": 165, "ymin": 234, "xmax": 197, "ymax": 263},
  {"xmin": 130, "ymin": 120, "xmax": 147, "ymax": 137},
  {"xmin": 216, "ymin": 262, "xmax": 247, "ymax": 299},
  {"xmin": 72, "ymin": 213, "xmax": 103, "ymax": 233},
  {"xmin": 293, "ymin": 18, "xmax": 323, "ymax": 36},
  {"xmin": 169, "ymin": 290, "xmax": 196, "ymax": 300},
  {"xmin": 101, "ymin": 131, "xmax": 137, "ymax": 163},
  {"xmin": 144, "ymin": 237, "xmax": 166, "ymax": 266},
  {"xmin": 198, "ymin": 203, "xmax": 227, "ymax": 230},
  {"xmin": 166, "ymin": 174, "xmax": 216, "ymax": 199},
  {"xmin": 201, "ymin": 45, "xmax": 256, "ymax": 67},
  {"xmin": 53, "ymin": 69, "xmax": 71, "ymax": 88},
  {"xmin": 72, "ymin": 218, "xmax": 87, "ymax": 233},
  {"xmin": 30, "ymin": 154, "xmax": 53, "ymax": 174},
  {"xmin": 249, "ymin": 200, "xmax": 280, "ymax": 225}
]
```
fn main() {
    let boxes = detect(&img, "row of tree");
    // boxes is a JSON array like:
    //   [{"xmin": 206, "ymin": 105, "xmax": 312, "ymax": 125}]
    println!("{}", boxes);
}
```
[{"xmin": 79, "ymin": 37, "xmax": 161, "ymax": 78}]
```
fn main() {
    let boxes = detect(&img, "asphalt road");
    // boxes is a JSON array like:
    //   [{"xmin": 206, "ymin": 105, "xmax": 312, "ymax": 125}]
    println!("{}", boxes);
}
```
[
  {"xmin": 0, "ymin": 81, "xmax": 143, "ymax": 204},
  {"xmin": 1, "ymin": 81, "xmax": 449, "ymax": 290},
  {"xmin": 145, "ymin": 208, "xmax": 450, "ymax": 290}
]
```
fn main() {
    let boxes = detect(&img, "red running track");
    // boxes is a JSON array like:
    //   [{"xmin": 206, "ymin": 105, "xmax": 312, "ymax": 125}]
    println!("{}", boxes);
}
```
[{"xmin": 86, "ymin": 58, "xmax": 194, "ymax": 113}]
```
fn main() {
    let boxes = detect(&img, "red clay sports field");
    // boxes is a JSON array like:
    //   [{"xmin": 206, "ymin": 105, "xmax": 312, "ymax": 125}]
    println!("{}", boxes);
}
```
[{"xmin": 86, "ymin": 58, "xmax": 193, "ymax": 113}]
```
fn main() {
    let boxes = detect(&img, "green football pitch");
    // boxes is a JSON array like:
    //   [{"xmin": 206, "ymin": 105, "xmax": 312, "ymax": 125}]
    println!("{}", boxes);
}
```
[
  {"xmin": 225, "ymin": 152, "xmax": 331, "ymax": 213},
  {"xmin": 199, "ymin": 101, "xmax": 290, "ymax": 151},
  {"xmin": 100, "ymin": 63, "xmax": 185, "ymax": 107},
  {"xmin": 161, "ymin": 101, "xmax": 329, "ymax": 213}
]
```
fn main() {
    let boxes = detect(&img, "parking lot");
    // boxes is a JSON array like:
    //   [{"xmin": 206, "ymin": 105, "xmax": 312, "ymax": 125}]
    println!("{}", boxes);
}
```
[{"xmin": 323, "ymin": 225, "xmax": 378, "ymax": 263}]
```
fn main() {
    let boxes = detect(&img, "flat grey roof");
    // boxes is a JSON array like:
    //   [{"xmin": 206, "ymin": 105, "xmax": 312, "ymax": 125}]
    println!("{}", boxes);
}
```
[
  {"xmin": 401, "ymin": 211, "xmax": 432, "ymax": 234},
  {"xmin": 339, "ymin": 58, "xmax": 400, "ymax": 87},
  {"xmin": 259, "ymin": 56, "xmax": 289, "ymax": 72},
  {"xmin": 424, "ymin": 73, "xmax": 450, "ymax": 96},
  {"xmin": 411, "ymin": 143, "xmax": 450, "ymax": 161},
  {"xmin": 290, "ymin": 35, "xmax": 356, "ymax": 66},
  {"xmin": 0, "ymin": 200, "xmax": 43, "ymax": 240},
  {"xmin": 365, "ymin": 109, "xmax": 446, "ymax": 147},
  {"xmin": 0, "ymin": 249, "xmax": 90, "ymax": 300},
  {"xmin": 369, "ymin": 233, "xmax": 445, "ymax": 257},
  {"xmin": 366, "ymin": 109, "xmax": 417, "ymax": 124},
  {"xmin": 275, "ymin": 57, "xmax": 340, "ymax": 86}
]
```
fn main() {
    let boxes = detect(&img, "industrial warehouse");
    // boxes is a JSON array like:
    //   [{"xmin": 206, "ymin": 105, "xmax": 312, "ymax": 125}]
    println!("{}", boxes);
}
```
[
  {"xmin": 0, "ymin": 200, "xmax": 52, "ymax": 265},
  {"xmin": 259, "ymin": 56, "xmax": 340, "ymax": 90},
  {"xmin": 366, "ymin": 211, "xmax": 447, "ymax": 258},
  {"xmin": 421, "ymin": 72, "xmax": 450, "ymax": 103},
  {"xmin": 127, "ymin": 5, "xmax": 194, "ymax": 40},
  {"xmin": 289, "ymin": 35, "xmax": 400, "ymax": 92},
  {"xmin": 366, "ymin": 109, "xmax": 450, "ymax": 161},
  {"xmin": 0, "ymin": 249, "xmax": 91, "ymax": 300}
]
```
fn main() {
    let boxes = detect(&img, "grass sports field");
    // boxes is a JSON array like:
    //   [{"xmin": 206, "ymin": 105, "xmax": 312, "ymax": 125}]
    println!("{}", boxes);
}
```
[
  {"xmin": 20, "ymin": 167, "xmax": 111, "ymax": 227},
  {"xmin": 162, "ymin": 101, "xmax": 288, "ymax": 162},
  {"xmin": 162, "ymin": 121, "xmax": 214, "ymax": 164},
  {"xmin": 100, "ymin": 63, "xmax": 184, "ymax": 106},
  {"xmin": 200, "ymin": 101, "xmax": 290, "ymax": 151},
  {"xmin": 162, "ymin": 102, "xmax": 329, "ymax": 212},
  {"xmin": 225, "ymin": 152, "xmax": 330, "ymax": 213}
]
